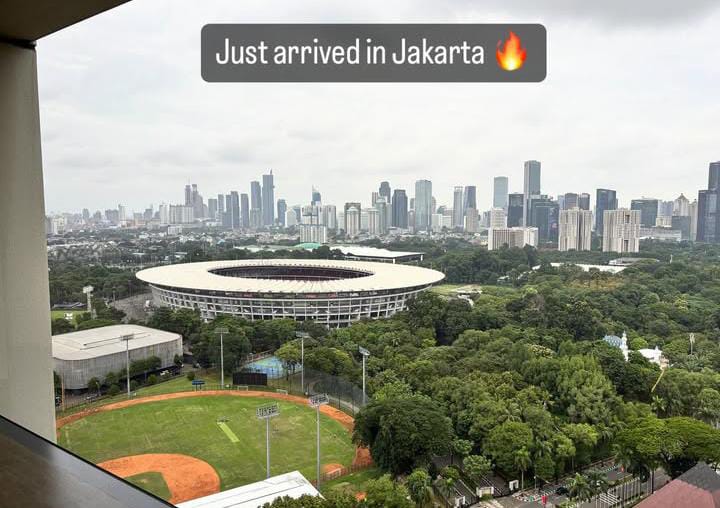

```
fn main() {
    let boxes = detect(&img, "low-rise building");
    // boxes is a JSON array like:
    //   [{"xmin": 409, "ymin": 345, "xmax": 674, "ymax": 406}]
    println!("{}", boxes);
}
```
[{"xmin": 53, "ymin": 324, "xmax": 182, "ymax": 390}]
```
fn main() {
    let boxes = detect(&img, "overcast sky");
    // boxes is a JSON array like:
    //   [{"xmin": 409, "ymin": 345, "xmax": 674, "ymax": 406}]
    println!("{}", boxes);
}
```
[{"xmin": 38, "ymin": 0, "xmax": 720, "ymax": 214}]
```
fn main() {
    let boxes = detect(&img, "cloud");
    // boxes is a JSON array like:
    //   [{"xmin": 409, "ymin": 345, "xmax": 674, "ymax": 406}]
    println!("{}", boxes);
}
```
[{"xmin": 37, "ymin": 0, "xmax": 720, "ymax": 214}]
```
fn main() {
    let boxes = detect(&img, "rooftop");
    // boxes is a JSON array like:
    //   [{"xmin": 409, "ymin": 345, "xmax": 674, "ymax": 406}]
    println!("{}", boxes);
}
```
[
  {"xmin": 176, "ymin": 471, "xmax": 320, "ymax": 508},
  {"xmin": 136, "ymin": 259, "xmax": 444, "ymax": 294},
  {"xmin": 637, "ymin": 462, "xmax": 720, "ymax": 508},
  {"xmin": 52, "ymin": 324, "xmax": 181, "ymax": 361}
]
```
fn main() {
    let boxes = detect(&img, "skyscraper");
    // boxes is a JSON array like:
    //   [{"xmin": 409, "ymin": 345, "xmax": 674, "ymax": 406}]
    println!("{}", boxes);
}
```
[
  {"xmin": 507, "ymin": 193, "xmax": 524, "ymax": 227},
  {"xmin": 558, "ymin": 208, "xmax": 593, "ymax": 251},
  {"xmin": 217, "ymin": 193, "xmax": 225, "ymax": 218},
  {"xmin": 697, "ymin": 162, "xmax": 720, "ymax": 243},
  {"xmin": 250, "ymin": 180, "xmax": 262, "ymax": 224},
  {"xmin": 523, "ymin": 161, "xmax": 541, "ymax": 225},
  {"xmin": 345, "ymin": 205, "xmax": 360, "ymax": 237},
  {"xmin": 630, "ymin": 198, "xmax": 659, "ymax": 227},
  {"xmin": 452, "ymin": 186, "xmax": 464, "ymax": 228},
  {"xmin": 311, "ymin": 187, "xmax": 322, "ymax": 205},
  {"xmin": 375, "ymin": 197, "xmax": 389, "ymax": 235},
  {"xmin": 595, "ymin": 189, "xmax": 618, "ymax": 235},
  {"xmin": 563, "ymin": 193, "xmax": 579, "ymax": 210},
  {"xmin": 208, "ymin": 198, "xmax": 218, "ymax": 220},
  {"xmin": 240, "ymin": 193, "xmax": 250, "ymax": 228},
  {"xmin": 578, "ymin": 193, "xmax": 591, "ymax": 211},
  {"xmin": 414, "ymin": 180, "xmax": 432, "ymax": 231},
  {"xmin": 493, "ymin": 177, "xmax": 509, "ymax": 210},
  {"xmin": 379, "ymin": 181, "xmax": 391, "ymax": 204},
  {"xmin": 528, "ymin": 195, "xmax": 559, "ymax": 242},
  {"xmin": 392, "ymin": 189, "xmax": 408, "ymax": 228},
  {"xmin": 277, "ymin": 199, "xmax": 287, "ymax": 227},
  {"xmin": 463, "ymin": 186, "xmax": 477, "ymax": 213},
  {"xmin": 229, "ymin": 191, "xmax": 240, "ymax": 229},
  {"xmin": 344, "ymin": 202, "xmax": 361, "ymax": 233},
  {"xmin": 603, "ymin": 209, "xmax": 640, "ymax": 253},
  {"xmin": 262, "ymin": 172, "xmax": 275, "ymax": 226}
]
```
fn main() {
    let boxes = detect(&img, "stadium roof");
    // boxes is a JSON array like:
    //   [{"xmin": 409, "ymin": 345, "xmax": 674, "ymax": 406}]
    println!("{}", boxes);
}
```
[
  {"xmin": 332, "ymin": 245, "xmax": 424, "ymax": 259},
  {"xmin": 177, "ymin": 471, "xmax": 320, "ymax": 508},
  {"xmin": 52, "ymin": 325, "xmax": 182, "ymax": 361},
  {"xmin": 136, "ymin": 259, "xmax": 444, "ymax": 294}
]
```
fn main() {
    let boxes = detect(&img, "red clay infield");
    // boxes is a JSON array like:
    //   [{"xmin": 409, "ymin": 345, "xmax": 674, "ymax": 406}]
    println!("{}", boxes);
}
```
[
  {"xmin": 57, "ymin": 390, "xmax": 372, "ymax": 502},
  {"xmin": 98, "ymin": 453, "xmax": 219, "ymax": 504}
]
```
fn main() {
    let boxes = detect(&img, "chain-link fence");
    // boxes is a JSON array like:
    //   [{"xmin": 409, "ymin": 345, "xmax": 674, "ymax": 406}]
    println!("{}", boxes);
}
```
[{"xmin": 245, "ymin": 365, "xmax": 366, "ymax": 416}]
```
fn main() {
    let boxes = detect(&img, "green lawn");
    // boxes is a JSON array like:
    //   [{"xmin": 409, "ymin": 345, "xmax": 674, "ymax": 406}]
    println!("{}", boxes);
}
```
[
  {"xmin": 126, "ymin": 472, "xmax": 171, "ymax": 501},
  {"xmin": 58, "ymin": 395, "xmax": 355, "ymax": 490},
  {"xmin": 320, "ymin": 467, "xmax": 383, "ymax": 497},
  {"xmin": 51, "ymin": 309, "xmax": 84, "ymax": 325}
]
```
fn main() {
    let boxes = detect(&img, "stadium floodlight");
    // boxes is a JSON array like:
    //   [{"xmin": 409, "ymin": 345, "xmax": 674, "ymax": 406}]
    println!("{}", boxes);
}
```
[
  {"xmin": 308, "ymin": 394, "xmax": 329, "ymax": 486},
  {"xmin": 256, "ymin": 403, "xmax": 280, "ymax": 478},
  {"xmin": 296, "ymin": 331, "xmax": 310, "ymax": 393},
  {"xmin": 120, "ymin": 334, "xmax": 135, "ymax": 399},
  {"xmin": 215, "ymin": 327, "xmax": 229, "ymax": 389},
  {"xmin": 359, "ymin": 346, "xmax": 370, "ymax": 405}
]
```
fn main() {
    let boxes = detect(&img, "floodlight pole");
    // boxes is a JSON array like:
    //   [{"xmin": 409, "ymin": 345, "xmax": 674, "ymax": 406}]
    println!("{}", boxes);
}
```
[
  {"xmin": 256, "ymin": 403, "xmax": 280, "ymax": 479},
  {"xmin": 309, "ymin": 394, "xmax": 329, "ymax": 487},
  {"xmin": 296, "ymin": 332, "xmax": 309, "ymax": 394},
  {"xmin": 266, "ymin": 417, "xmax": 270, "ymax": 475},
  {"xmin": 359, "ymin": 346, "xmax": 370, "ymax": 405},
  {"xmin": 121, "ymin": 334, "xmax": 134, "ymax": 399},
  {"xmin": 215, "ymin": 327, "xmax": 229, "ymax": 389}
]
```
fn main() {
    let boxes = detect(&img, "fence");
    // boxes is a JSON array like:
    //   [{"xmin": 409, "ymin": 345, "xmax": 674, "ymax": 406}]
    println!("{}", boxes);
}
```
[
  {"xmin": 241, "ymin": 365, "xmax": 367, "ymax": 416},
  {"xmin": 312, "ymin": 462, "xmax": 373, "ymax": 486}
]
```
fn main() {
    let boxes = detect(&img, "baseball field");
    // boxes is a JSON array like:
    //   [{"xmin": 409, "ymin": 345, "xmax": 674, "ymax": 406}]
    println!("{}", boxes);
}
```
[{"xmin": 57, "ymin": 392, "xmax": 360, "ymax": 503}]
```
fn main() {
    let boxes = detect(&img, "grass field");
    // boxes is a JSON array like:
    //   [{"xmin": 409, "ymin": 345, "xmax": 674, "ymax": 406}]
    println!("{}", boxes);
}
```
[
  {"xmin": 126, "ymin": 472, "xmax": 171, "ymax": 500},
  {"xmin": 50, "ymin": 310, "xmax": 84, "ymax": 325},
  {"xmin": 320, "ymin": 467, "xmax": 382, "ymax": 497},
  {"xmin": 58, "ymin": 395, "xmax": 355, "ymax": 490}
]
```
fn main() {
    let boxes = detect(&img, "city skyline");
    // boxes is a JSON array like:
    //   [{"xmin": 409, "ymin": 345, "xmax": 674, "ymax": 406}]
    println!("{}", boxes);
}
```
[{"xmin": 37, "ymin": 0, "xmax": 720, "ymax": 213}]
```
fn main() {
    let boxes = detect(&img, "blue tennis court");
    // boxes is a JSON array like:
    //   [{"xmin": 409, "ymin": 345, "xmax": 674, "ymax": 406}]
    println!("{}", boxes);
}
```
[{"xmin": 243, "ymin": 355, "xmax": 301, "ymax": 379}]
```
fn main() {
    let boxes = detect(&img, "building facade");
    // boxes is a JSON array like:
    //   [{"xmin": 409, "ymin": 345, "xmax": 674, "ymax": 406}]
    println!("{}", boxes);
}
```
[
  {"xmin": 137, "ymin": 260, "xmax": 445, "ymax": 328},
  {"xmin": 558, "ymin": 208, "xmax": 593, "ymax": 251},
  {"xmin": 493, "ymin": 176, "xmax": 509, "ymax": 210},
  {"xmin": 595, "ymin": 188, "xmax": 618, "ymax": 235},
  {"xmin": 603, "ymin": 209, "xmax": 641, "ymax": 253}
]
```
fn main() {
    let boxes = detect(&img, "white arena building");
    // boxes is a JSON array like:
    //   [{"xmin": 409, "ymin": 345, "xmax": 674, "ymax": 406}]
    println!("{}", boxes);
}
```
[
  {"xmin": 136, "ymin": 259, "xmax": 445, "ymax": 327},
  {"xmin": 52, "ymin": 324, "xmax": 183, "ymax": 390}
]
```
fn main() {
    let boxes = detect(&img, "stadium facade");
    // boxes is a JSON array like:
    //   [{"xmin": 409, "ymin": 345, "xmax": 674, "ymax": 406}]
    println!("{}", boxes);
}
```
[{"xmin": 136, "ymin": 259, "xmax": 445, "ymax": 327}]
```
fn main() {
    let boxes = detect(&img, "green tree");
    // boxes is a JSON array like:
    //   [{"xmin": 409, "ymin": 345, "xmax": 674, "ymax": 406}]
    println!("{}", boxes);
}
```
[
  {"xmin": 406, "ymin": 468, "xmax": 432, "ymax": 507},
  {"xmin": 276, "ymin": 340, "xmax": 302, "ymax": 378},
  {"xmin": 484, "ymin": 421, "xmax": 533, "ymax": 475},
  {"xmin": 51, "ymin": 317, "xmax": 74, "ymax": 335},
  {"xmin": 568, "ymin": 473, "xmax": 593, "ymax": 504},
  {"xmin": 364, "ymin": 474, "xmax": 413, "ymax": 508},
  {"xmin": 353, "ymin": 396, "xmax": 454, "ymax": 474},
  {"xmin": 87, "ymin": 377, "xmax": 101, "ymax": 396},
  {"xmin": 463, "ymin": 455, "xmax": 492, "ymax": 480}
]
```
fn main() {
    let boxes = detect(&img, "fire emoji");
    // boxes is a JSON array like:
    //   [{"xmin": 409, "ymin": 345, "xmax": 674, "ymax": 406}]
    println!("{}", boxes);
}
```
[{"xmin": 496, "ymin": 31, "xmax": 527, "ymax": 71}]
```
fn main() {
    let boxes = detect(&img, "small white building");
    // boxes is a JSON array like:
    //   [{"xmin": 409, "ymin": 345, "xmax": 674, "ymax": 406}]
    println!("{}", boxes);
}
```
[
  {"xmin": 177, "ymin": 471, "xmax": 321, "ymax": 508},
  {"xmin": 53, "ymin": 324, "xmax": 182, "ymax": 390}
]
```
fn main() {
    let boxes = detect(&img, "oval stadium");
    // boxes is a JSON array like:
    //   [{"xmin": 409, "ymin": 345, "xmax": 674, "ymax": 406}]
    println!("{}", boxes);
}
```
[{"xmin": 136, "ymin": 259, "xmax": 445, "ymax": 327}]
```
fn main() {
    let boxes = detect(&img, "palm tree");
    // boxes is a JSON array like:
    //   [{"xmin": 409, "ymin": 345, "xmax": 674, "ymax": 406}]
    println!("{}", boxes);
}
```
[
  {"xmin": 585, "ymin": 469, "xmax": 609, "ymax": 507},
  {"xmin": 514, "ymin": 447, "xmax": 532, "ymax": 491},
  {"xmin": 568, "ymin": 473, "xmax": 593, "ymax": 507},
  {"xmin": 651, "ymin": 395, "xmax": 667, "ymax": 416}
]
